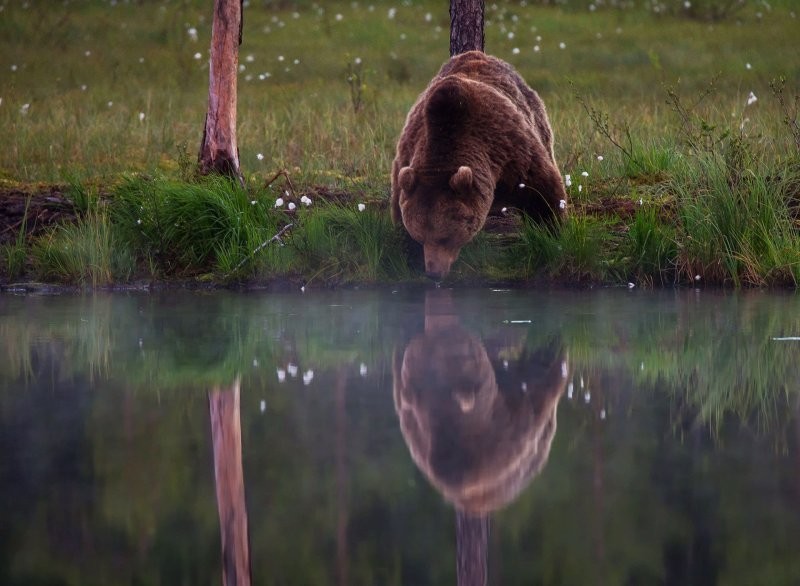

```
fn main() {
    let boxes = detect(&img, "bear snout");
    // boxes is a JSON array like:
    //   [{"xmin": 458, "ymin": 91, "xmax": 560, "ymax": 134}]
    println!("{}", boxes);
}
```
[{"xmin": 424, "ymin": 245, "xmax": 458, "ymax": 280}]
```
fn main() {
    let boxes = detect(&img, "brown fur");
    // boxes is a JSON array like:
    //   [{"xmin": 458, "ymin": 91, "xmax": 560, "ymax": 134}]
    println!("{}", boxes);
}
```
[
  {"xmin": 392, "ymin": 291, "xmax": 569, "ymax": 514},
  {"xmin": 391, "ymin": 51, "xmax": 567, "ymax": 279}
]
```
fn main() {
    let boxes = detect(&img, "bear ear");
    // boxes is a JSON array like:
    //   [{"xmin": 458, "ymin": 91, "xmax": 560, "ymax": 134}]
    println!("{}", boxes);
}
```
[
  {"xmin": 449, "ymin": 166, "xmax": 473, "ymax": 194},
  {"xmin": 398, "ymin": 166, "xmax": 416, "ymax": 194}
]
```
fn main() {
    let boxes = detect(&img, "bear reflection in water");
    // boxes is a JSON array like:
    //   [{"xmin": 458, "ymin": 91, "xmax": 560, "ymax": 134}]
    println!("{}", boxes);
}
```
[
  {"xmin": 393, "ymin": 290, "xmax": 569, "ymax": 584},
  {"xmin": 394, "ymin": 291, "xmax": 569, "ymax": 514}
]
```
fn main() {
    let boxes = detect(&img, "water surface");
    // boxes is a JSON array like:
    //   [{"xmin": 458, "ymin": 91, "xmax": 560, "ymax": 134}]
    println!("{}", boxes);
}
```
[{"xmin": 1, "ymin": 288, "xmax": 799, "ymax": 585}]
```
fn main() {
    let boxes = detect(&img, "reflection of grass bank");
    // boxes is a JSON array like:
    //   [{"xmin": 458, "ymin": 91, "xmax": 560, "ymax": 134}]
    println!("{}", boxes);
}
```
[{"xmin": 1, "ymin": 1, "xmax": 799, "ymax": 287}]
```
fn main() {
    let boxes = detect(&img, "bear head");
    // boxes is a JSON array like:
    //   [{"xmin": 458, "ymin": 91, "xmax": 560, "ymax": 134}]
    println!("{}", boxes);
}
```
[{"xmin": 397, "ymin": 164, "xmax": 491, "ymax": 280}]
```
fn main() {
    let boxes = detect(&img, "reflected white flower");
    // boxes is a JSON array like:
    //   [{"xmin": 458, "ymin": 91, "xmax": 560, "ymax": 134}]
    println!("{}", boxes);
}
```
[
  {"xmin": 277, "ymin": 368, "xmax": 286, "ymax": 382},
  {"xmin": 303, "ymin": 370, "xmax": 314, "ymax": 385},
  {"xmin": 695, "ymin": 274, "xmax": 701, "ymax": 281},
  {"xmin": 503, "ymin": 360, "xmax": 509, "ymax": 370},
  {"xmin": 600, "ymin": 408, "xmax": 607, "ymax": 420},
  {"xmin": 567, "ymin": 382, "xmax": 574, "ymax": 399},
  {"xmin": 521, "ymin": 382, "xmax": 527, "ymax": 392},
  {"xmin": 359, "ymin": 363, "xmax": 368, "ymax": 376},
  {"xmin": 518, "ymin": 183, "xmax": 525, "ymax": 188},
  {"xmin": 253, "ymin": 358, "xmax": 259, "ymax": 367},
  {"xmin": 287, "ymin": 363, "xmax": 298, "ymax": 377},
  {"xmin": 260, "ymin": 400, "xmax": 266, "ymax": 413},
  {"xmin": 561, "ymin": 361, "xmax": 568, "ymax": 379},
  {"xmin": 274, "ymin": 197, "xmax": 284, "ymax": 207},
  {"xmin": 628, "ymin": 282, "xmax": 635, "ymax": 289},
  {"xmin": 584, "ymin": 391, "xmax": 591, "ymax": 403}
]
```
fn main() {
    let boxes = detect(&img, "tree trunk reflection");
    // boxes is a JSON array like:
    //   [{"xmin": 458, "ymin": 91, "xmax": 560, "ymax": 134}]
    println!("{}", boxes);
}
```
[{"xmin": 209, "ymin": 378, "xmax": 251, "ymax": 586}]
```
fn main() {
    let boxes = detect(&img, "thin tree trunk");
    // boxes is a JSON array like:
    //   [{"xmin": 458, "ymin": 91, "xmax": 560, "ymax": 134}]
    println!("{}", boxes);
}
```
[
  {"xmin": 209, "ymin": 378, "xmax": 251, "ymax": 586},
  {"xmin": 450, "ymin": 0, "xmax": 484, "ymax": 56},
  {"xmin": 199, "ymin": 0, "xmax": 244, "ymax": 184}
]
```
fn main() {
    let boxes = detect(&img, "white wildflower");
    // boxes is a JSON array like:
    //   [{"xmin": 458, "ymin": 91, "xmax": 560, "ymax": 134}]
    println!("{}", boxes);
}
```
[
  {"xmin": 518, "ymin": 183, "xmax": 526, "ymax": 188},
  {"xmin": 287, "ymin": 363, "xmax": 298, "ymax": 377},
  {"xmin": 138, "ymin": 112, "xmax": 145, "ymax": 122},
  {"xmin": 194, "ymin": 52, "xmax": 202, "ymax": 60},
  {"xmin": 512, "ymin": 47, "xmax": 520, "ymax": 55},
  {"xmin": 360, "ymin": 363, "xmax": 368, "ymax": 376},
  {"xmin": 275, "ymin": 197, "xmax": 284, "ymax": 207},
  {"xmin": 559, "ymin": 199, "xmax": 566, "ymax": 209},
  {"xmin": 581, "ymin": 171, "xmax": 589, "ymax": 177},
  {"xmin": 260, "ymin": 400, "xmax": 266, "ymax": 413},
  {"xmin": 251, "ymin": 200, "xmax": 257, "ymax": 205},
  {"xmin": 388, "ymin": 7, "xmax": 396, "ymax": 19},
  {"xmin": 358, "ymin": 203, "xmax": 366, "ymax": 212},
  {"xmin": 746, "ymin": 91, "xmax": 757, "ymax": 106},
  {"xmin": 276, "ymin": 368, "xmax": 286, "ymax": 382},
  {"xmin": 559, "ymin": 41, "xmax": 566, "ymax": 49},
  {"xmin": 746, "ymin": 62, "xmax": 752, "ymax": 70},
  {"xmin": 300, "ymin": 195, "xmax": 312, "ymax": 206},
  {"xmin": 565, "ymin": 174, "xmax": 572, "ymax": 187},
  {"xmin": 188, "ymin": 27, "xmax": 198, "ymax": 41},
  {"xmin": 256, "ymin": 152, "xmax": 264, "ymax": 160},
  {"xmin": 20, "ymin": 103, "xmax": 30, "ymax": 115},
  {"xmin": 597, "ymin": 155, "xmax": 604, "ymax": 161},
  {"xmin": 303, "ymin": 370, "xmax": 314, "ymax": 385},
  {"xmin": 288, "ymin": 202, "xmax": 296, "ymax": 211}
]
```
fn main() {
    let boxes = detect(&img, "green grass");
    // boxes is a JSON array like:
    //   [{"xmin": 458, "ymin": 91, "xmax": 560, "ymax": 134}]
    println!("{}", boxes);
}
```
[
  {"xmin": 33, "ymin": 211, "xmax": 135, "ymax": 286},
  {"xmin": 0, "ymin": 0, "xmax": 799, "ymax": 288}
]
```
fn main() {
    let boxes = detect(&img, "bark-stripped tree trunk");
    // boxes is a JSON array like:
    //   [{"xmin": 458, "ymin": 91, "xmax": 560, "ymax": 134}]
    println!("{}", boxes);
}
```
[
  {"xmin": 209, "ymin": 378, "xmax": 251, "ymax": 586},
  {"xmin": 199, "ymin": 0, "xmax": 244, "ymax": 184},
  {"xmin": 450, "ymin": 0, "xmax": 484, "ymax": 56}
]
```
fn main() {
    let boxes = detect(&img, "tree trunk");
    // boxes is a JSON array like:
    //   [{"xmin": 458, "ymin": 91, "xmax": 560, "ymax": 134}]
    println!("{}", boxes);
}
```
[
  {"xmin": 209, "ymin": 378, "xmax": 251, "ymax": 586},
  {"xmin": 450, "ymin": 0, "xmax": 484, "ymax": 56},
  {"xmin": 198, "ymin": 0, "xmax": 244, "ymax": 184}
]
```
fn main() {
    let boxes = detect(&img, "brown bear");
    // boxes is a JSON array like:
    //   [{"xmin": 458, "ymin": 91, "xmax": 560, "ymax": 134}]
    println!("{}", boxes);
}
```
[
  {"xmin": 393, "ymin": 290, "xmax": 569, "ymax": 514},
  {"xmin": 391, "ymin": 50, "xmax": 567, "ymax": 279}
]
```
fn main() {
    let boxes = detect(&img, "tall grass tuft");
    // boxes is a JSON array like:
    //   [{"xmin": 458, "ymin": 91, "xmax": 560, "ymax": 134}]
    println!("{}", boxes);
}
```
[
  {"xmin": 33, "ymin": 212, "xmax": 135, "ymax": 286},
  {"xmin": 290, "ymin": 202, "xmax": 410, "ymax": 284},
  {"xmin": 625, "ymin": 205, "xmax": 678, "ymax": 285},
  {"xmin": 1, "ymin": 195, "xmax": 32, "ymax": 280},
  {"xmin": 674, "ymin": 153, "xmax": 800, "ymax": 286},
  {"xmin": 515, "ymin": 215, "xmax": 616, "ymax": 282},
  {"xmin": 111, "ymin": 175, "xmax": 288, "ymax": 277}
]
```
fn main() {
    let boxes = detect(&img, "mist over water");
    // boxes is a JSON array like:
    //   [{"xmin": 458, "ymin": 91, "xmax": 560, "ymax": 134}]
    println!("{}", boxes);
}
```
[{"xmin": 1, "ymin": 288, "xmax": 799, "ymax": 585}]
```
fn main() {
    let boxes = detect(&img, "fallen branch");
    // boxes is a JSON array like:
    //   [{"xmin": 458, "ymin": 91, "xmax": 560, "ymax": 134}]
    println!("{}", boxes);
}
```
[
  {"xmin": 227, "ymin": 222, "xmax": 293, "ymax": 276},
  {"xmin": 264, "ymin": 169, "xmax": 296, "ymax": 198}
]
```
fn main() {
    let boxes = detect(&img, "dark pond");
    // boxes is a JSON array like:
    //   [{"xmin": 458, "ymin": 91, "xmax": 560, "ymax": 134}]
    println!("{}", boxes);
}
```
[{"xmin": 1, "ymin": 288, "xmax": 799, "ymax": 585}]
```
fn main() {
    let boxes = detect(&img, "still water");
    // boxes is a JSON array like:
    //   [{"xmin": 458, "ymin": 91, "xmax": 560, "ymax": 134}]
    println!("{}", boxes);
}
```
[{"xmin": 1, "ymin": 288, "xmax": 799, "ymax": 585}]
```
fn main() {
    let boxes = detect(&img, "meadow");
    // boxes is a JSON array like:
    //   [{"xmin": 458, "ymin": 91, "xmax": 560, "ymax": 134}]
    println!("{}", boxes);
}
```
[{"xmin": 1, "ymin": 0, "xmax": 799, "ymax": 287}]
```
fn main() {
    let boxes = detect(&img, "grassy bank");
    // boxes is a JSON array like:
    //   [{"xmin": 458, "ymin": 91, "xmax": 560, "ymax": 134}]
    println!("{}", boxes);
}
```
[{"xmin": 1, "ymin": 0, "xmax": 799, "ymax": 288}]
